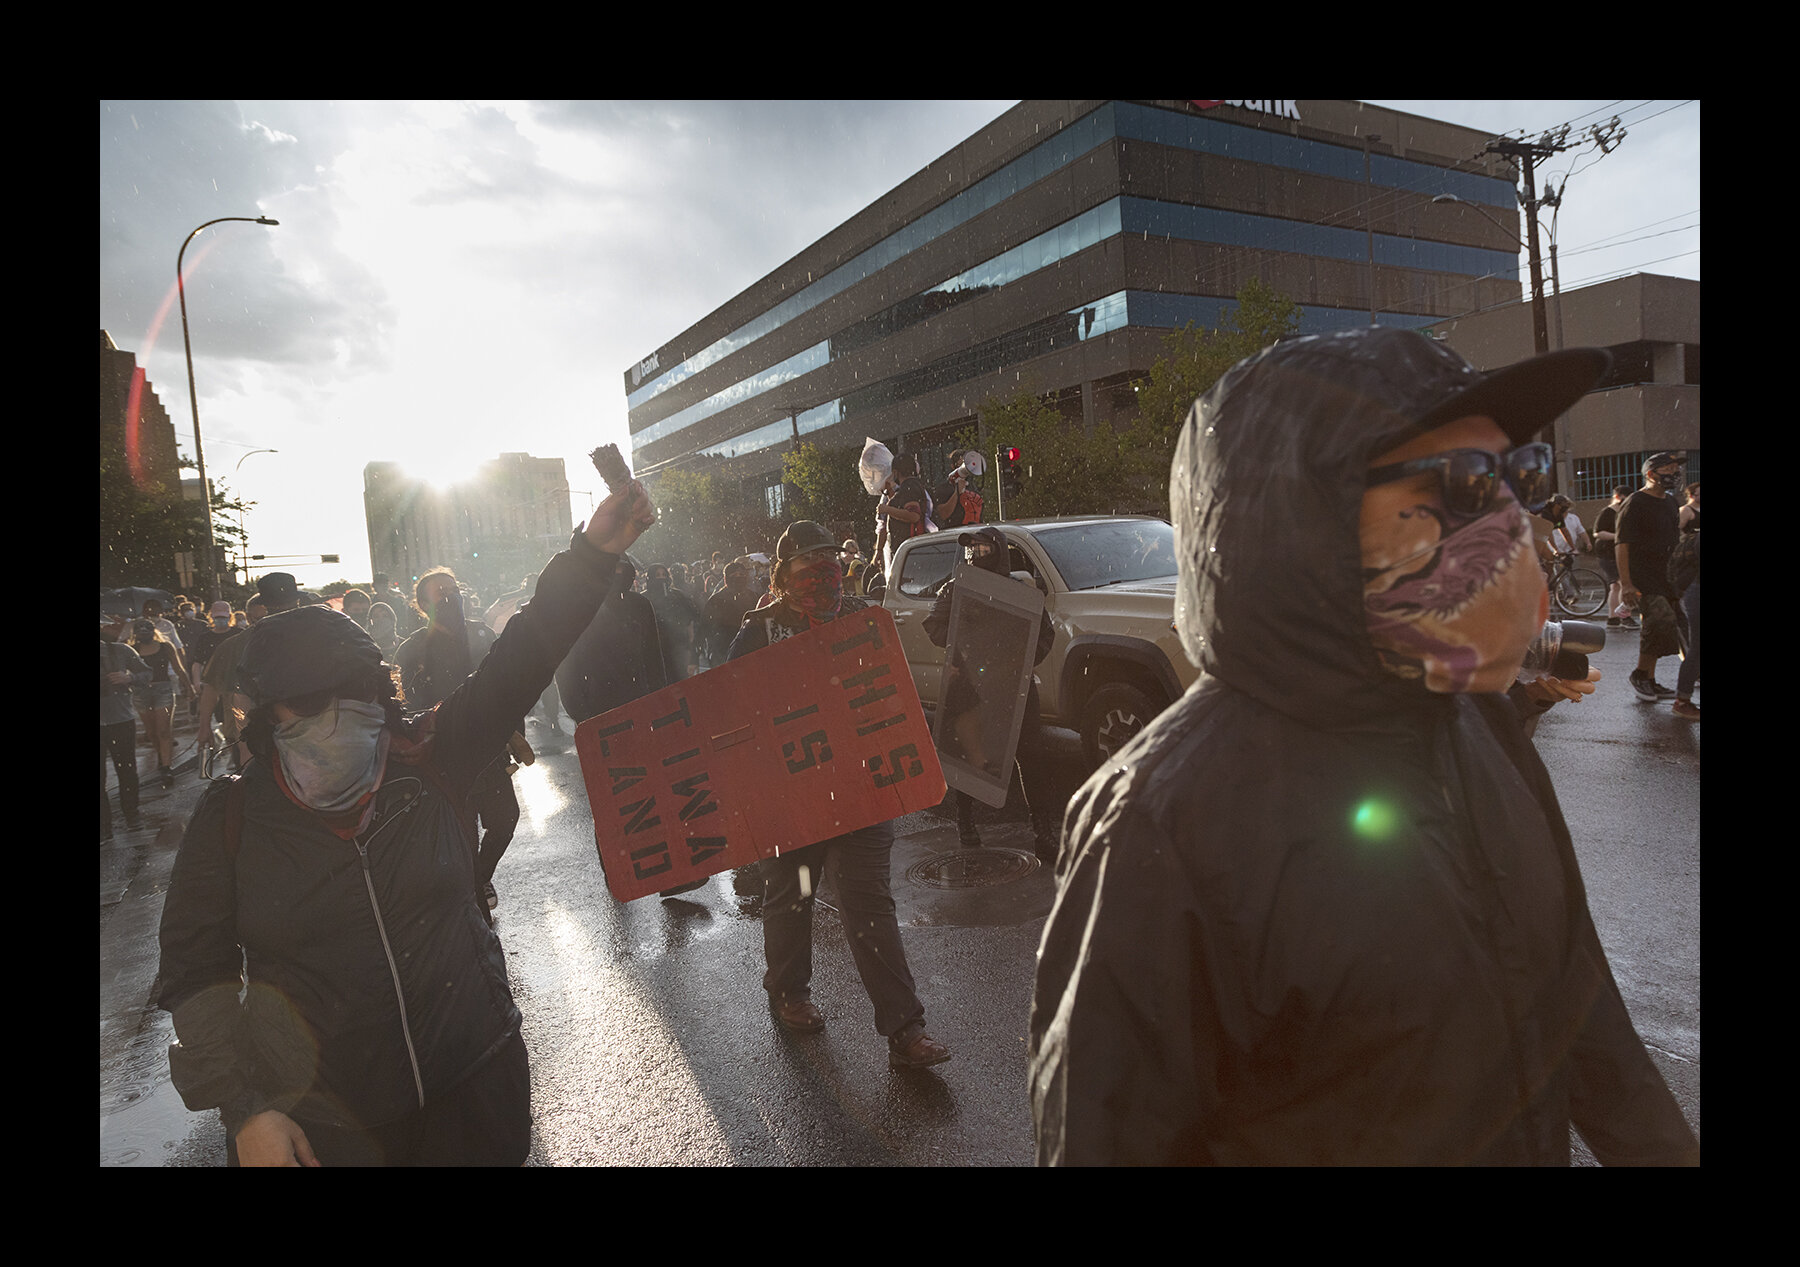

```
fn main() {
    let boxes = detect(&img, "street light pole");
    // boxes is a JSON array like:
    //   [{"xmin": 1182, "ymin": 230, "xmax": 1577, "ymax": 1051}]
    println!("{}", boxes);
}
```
[
  {"xmin": 232, "ymin": 448, "xmax": 278, "ymax": 587},
  {"xmin": 1431, "ymin": 192, "xmax": 1577, "ymax": 496},
  {"xmin": 178, "ymin": 215, "xmax": 278, "ymax": 600}
]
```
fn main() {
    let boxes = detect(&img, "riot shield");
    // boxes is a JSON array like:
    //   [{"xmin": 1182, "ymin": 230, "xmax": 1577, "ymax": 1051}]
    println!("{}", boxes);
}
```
[
  {"xmin": 930, "ymin": 564, "xmax": 1045, "ymax": 808},
  {"xmin": 575, "ymin": 606, "xmax": 945, "ymax": 902}
]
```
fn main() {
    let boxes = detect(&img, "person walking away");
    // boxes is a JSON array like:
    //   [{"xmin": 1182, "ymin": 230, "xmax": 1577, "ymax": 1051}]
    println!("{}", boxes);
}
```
[
  {"xmin": 726, "ymin": 520, "xmax": 951, "ymax": 1070},
  {"xmin": 101, "ymin": 617, "xmax": 150, "ymax": 839},
  {"xmin": 1029, "ymin": 328, "xmax": 1696, "ymax": 1165},
  {"xmin": 129, "ymin": 619, "xmax": 189, "ymax": 788},
  {"xmin": 142, "ymin": 598, "xmax": 185, "ymax": 660},
  {"xmin": 1670, "ymin": 487, "xmax": 1700, "ymax": 721},
  {"xmin": 156, "ymin": 479, "xmax": 656, "ymax": 1167},
  {"xmin": 924, "ymin": 526, "xmax": 1058, "ymax": 861},
  {"xmin": 1616, "ymin": 453, "xmax": 1689, "ymax": 703},
  {"xmin": 1591, "ymin": 485, "xmax": 1637, "ymax": 629},
  {"xmin": 396, "ymin": 568, "xmax": 523, "ymax": 919},
  {"xmin": 555, "ymin": 555, "xmax": 668, "ymax": 725}
]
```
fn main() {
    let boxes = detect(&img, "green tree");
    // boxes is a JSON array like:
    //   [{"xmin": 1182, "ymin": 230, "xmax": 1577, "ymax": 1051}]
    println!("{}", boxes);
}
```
[
  {"xmin": 780, "ymin": 441, "xmax": 870, "ymax": 542},
  {"xmin": 1125, "ymin": 280, "xmax": 1303, "ymax": 495},
  {"xmin": 635, "ymin": 467, "xmax": 780, "ymax": 568},
  {"xmin": 99, "ymin": 452, "xmax": 249, "ymax": 596},
  {"xmin": 978, "ymin": 386, "xmax": 1152, "ymax": 519}
]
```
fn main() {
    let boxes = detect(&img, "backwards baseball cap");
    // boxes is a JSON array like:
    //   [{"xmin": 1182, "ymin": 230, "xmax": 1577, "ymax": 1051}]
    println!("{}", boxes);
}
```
[
  {"xmin": 774, "ymin": 521, "xmax": 839, "ymax": 580},
  {"xmin": 256, "ymin": 572, "xmax": 300, "ymax": 608},
  {"xmin": 238, "ymin": 605, "xmax": 387, "ymax": 706}
]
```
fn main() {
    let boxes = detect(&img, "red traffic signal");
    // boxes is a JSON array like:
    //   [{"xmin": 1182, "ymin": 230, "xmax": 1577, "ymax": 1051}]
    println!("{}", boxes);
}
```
[{"xmin": 1004, "ymin": 446, "xmax": 1021, "ymax": 462}]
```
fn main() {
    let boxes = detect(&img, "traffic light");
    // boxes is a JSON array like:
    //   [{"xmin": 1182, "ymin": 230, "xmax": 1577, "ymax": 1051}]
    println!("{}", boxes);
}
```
[{"xmin": 999, "ymin": 446, "xmax": 1023, "ymax": 500}]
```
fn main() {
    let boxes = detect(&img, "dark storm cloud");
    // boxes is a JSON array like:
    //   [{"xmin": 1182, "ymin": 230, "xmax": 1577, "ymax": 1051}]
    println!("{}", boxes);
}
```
[{"xmin": 99, "ymin": 100, "xmax": 394, "ymax": 375}]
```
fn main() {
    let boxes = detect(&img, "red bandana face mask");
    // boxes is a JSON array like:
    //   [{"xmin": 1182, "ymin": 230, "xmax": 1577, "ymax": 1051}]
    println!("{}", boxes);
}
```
[
  {"xmin": 1362, "ymin": 500, "xmax": 1548, "ymax": 693},
  {"xmin": 787, "ymin": 559, "xmax": 844, "ymax": 620}
]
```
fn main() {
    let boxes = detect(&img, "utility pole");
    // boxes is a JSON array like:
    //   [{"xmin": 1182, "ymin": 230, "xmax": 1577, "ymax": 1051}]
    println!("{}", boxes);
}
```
[{"xmin": 1483, "ymin": 129, "xmax": 1571, "ymax": 358}]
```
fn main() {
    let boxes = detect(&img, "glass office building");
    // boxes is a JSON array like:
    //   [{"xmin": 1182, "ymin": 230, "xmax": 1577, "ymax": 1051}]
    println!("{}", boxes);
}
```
[{"xmin": 624, "ymin": 100, "xmax": 1526, "ymax": 492}]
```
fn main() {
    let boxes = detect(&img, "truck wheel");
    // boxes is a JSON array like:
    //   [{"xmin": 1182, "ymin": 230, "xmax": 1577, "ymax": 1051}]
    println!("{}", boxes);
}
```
[{"xmin": 1081, "ymin": 683, "xmax": 1159, "ymax": 768}]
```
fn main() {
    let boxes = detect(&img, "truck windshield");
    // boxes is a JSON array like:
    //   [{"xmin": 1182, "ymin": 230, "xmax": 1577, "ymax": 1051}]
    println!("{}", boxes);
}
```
[{"xmin": 1031, "ymin": 520, "xmax": 1177, "ymax": 591}]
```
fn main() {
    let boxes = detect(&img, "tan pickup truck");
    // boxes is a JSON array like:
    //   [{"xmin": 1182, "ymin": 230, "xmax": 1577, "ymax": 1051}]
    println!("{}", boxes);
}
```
[{"xmin": 880, "ymin": 516, "xmax": 1200, "ymax": 768}]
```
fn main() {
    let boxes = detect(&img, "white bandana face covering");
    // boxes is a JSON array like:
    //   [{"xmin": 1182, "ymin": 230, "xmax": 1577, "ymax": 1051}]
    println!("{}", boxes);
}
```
[{"xmin": 273, "ymin": 699, "xmax": 391, "ymax": 813}]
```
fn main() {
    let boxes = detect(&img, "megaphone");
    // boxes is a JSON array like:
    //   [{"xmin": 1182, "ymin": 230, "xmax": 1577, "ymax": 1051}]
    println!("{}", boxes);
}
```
[{"xmin": 953, "ymin": 452, "xmax": 987, "ymax": 479}]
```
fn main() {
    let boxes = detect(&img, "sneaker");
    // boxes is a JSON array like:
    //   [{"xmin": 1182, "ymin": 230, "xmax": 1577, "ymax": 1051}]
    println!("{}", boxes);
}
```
[
  {"xmin": 483, "ymin": 881, "xmax": 499, "ymax": 910},
  {"xmin": 1629, "ymin": 671, "xmax": 1674, "ymax": 700},
  {"xmin": 1672, "ymin": 699, "xmax": 1700, "ymax": 720},
  {"xmin": 1607, "ymin": 617, "xmax": 1621, "ymax": 628},
  {"xmin": 1619, "ymin": 617, "xmax": 1641, "ymax": 630}
]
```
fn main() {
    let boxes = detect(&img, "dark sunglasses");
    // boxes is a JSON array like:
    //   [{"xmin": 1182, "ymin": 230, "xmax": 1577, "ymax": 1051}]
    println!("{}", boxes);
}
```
[{"xmin": 1365, "ymin": 441, "xmax": 1554, "ymax": 516}]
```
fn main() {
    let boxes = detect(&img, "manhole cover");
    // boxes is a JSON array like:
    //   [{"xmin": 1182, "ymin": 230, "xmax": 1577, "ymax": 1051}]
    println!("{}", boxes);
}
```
[{"xmin": 906, "ymin": 847, "xmax": 1039, "ymax": 889}]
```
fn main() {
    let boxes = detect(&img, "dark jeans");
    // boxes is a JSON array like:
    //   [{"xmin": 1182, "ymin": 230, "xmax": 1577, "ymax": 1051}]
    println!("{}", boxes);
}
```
[
  {"xmin": 225, "ymin": 1031, "xmax": 531, "ymax": 1167},
  {"xmin": 1676, "ymin": 579, "xmax": 1700, "ymax": 698},
  {"xmin": 101, "ymin": 720, "xmax": 139, "ymax": 834},
  {"xmin": 761, "ymin": 818, "xmax": 925, "ymax": 1039}
]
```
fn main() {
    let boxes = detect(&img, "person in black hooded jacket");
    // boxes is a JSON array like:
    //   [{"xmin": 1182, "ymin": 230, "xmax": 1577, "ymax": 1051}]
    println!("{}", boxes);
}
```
[
  {"xmin": 156, "ymin": 480, "xmax": 656, "ymax": 1166},
  {"xmin": 1029, "ymin": 328, "xmax": 1697, "ymax": 1166}
]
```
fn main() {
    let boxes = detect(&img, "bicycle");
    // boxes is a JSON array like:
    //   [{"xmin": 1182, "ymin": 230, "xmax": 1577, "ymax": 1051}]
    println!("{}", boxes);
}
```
[{"xmin": 1546, "ymin": 552, "xmax": 1608, "ymax": 618}]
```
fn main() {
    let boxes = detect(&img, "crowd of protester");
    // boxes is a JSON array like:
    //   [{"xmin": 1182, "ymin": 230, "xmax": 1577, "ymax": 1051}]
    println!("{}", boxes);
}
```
[{"xmin": 105, "ymin": 331, "xmax": 1697, "ymax": 1167}]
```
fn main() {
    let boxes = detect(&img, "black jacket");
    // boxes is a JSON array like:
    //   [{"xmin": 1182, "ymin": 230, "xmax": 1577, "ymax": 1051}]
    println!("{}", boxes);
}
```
[
  {"xmin": 157, "ymin": 532, "xmax": 621, "ymax": 1137},
  {"xmin": 555, "ymin": 587, "xmax": 667, "ymax": 723},
  {"xmin": 1028, "ymin": 330, "xmax": 1698, "ymax": 1166}
]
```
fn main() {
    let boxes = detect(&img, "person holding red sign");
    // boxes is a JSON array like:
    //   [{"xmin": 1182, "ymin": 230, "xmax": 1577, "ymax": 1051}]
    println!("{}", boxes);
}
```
[{"xmin": 728, "ymin": 520, "xmax": 952, "ymax": 1071}]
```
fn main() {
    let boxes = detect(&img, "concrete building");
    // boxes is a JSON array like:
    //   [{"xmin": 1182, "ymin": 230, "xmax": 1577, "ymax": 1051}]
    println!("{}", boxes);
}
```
[
  {"xmin": 100, "ymin": 330, "xmax": 181, "ymax": 493},
  {"xmin": 1428, "ymin": 272, "xmax": 1700, "ymax": 523},
  {"xmin": 363, "ymin": 453, "xmax": 573, "ymax": 605},
  {"xmin": 622, "ymin": 99, "xmax": 1529, "ymax": 503}
]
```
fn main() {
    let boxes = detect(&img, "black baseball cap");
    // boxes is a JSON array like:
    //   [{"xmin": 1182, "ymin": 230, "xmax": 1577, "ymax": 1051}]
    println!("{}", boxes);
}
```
[
  {"xmin": 256, "ymin": 572, "xmax": 300, "ymax": 607},
  {"xmin": 1410, "ymin": 341, "xmax": 1611, "ymax": 447}
]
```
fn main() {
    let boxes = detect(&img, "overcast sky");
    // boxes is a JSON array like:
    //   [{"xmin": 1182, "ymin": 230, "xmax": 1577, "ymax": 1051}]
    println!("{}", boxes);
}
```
[{"xmin": 98, "ymin": 100, "xmax": 1698, "ymax": 588}]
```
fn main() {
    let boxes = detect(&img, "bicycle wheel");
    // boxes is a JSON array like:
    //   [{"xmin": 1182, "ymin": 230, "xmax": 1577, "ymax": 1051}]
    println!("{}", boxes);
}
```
[{"xmin": 1553, "ymin": 566, "xmax": 1609, "ymax": 617}]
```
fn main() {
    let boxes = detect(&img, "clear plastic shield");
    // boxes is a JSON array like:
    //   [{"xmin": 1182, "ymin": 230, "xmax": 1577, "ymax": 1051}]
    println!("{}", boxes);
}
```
[{"xmin": 931, "ymin": 564, "xmax": 1045, "ymax": 808}]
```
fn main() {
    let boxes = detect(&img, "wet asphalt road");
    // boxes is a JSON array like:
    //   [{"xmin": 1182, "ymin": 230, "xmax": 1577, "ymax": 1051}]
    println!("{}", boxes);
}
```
[{"xmin": 100, "ymin": 627, "xmax": 1698, "ymax": 1166}]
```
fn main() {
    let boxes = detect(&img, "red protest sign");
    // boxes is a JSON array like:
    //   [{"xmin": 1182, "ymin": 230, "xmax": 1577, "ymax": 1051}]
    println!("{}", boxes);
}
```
[{"xmin": 574, "ymin": 605, "xmax": 945, "ymax": 903}]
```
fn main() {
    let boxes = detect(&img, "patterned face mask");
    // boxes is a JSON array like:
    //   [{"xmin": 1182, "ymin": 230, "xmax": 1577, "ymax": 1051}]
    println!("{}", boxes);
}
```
[
  {"xmin": 1362, "ymin": 499, "xmax": 1548, "ymax": 694},
  {"xmin": 787, "ymin": 558, "xmax": 844, "ymax": 619}
]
